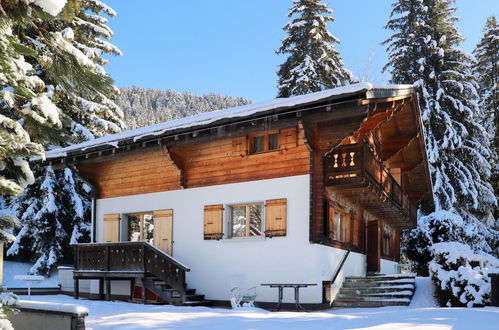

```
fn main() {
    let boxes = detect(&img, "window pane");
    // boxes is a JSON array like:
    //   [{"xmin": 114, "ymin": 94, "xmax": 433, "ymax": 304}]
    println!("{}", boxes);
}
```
[
  {"xmin": 128, "ymin": 215, "xmax": 141, "ymax": 241},
  {"xmin": 231, "ymin": 206, "xmax": 246, "ymax": 237},
  {"xmin": 144, "ymin": 214, "xmax": 154, "ymax": 244},
  {"xmin": 334, "ymin": 212, "xmax": 341, "ymax": 241},
  {"xmin": 249, "ymin": 204, "xmax": 263, "ymax": 236},
  {"xmin": 252, "ymin": 136, "xmax": 264, "ymax": 153},
  {"xmin": 268, "ymin": 133, "xmax": 279, "ymax": 150}
]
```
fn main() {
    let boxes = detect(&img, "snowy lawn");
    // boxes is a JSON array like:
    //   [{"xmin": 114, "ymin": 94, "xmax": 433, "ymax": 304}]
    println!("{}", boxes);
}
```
[
  {"xmin": 16, "ymin": 278, "xmax": 499, "ymax": 330},
  {"xmin": 3, "ymin": 261, "xmax": 59, "ymax": 288}
]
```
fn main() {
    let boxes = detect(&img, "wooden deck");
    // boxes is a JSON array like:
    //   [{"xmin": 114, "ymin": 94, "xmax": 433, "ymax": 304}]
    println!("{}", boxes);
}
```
[
  {"xmin": 325, "ymin": 143, "xmax": 417, "ymax": 228},
  {"xmin": 72, "ymin": 242, "xmax": 190, "ymax": 304}
]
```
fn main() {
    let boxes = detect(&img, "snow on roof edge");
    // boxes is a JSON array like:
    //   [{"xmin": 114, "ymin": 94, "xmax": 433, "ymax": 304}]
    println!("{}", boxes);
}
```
[{"xmin": 43, "ymin": 83, "xmax": 414, "ymax": 160}]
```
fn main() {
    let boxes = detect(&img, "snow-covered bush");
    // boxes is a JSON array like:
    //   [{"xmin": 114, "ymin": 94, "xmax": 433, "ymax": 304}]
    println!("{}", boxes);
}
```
[
  {"xmin": 404, "ymin": 211, "xmax": 467, "ymax": 274},
  {"xmin": 0, "ymin": 287, "xmax": 19, "ymax": 330},
  {"xmin": 429, "ymin": 242, "xmax": 499, "ymax": 307}
]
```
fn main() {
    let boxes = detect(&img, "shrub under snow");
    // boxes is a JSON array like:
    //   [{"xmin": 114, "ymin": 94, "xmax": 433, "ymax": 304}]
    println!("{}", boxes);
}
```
[
  {"xmin": 429, "ymin": 242, "xmax": 499, "ymax": 307},
  {"xmin": 0, "ymin": 287, "xmax": 19, "ymax": 330}
]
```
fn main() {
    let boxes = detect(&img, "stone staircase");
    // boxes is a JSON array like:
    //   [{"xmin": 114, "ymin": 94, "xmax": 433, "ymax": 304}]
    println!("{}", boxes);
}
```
[
  {"xmin": 140, "ymin": 276, "xmax": 213, "ymax": 307},
  {"xmin": 333, "ymin": 274, "xmax": 416, "ymax": 308}
]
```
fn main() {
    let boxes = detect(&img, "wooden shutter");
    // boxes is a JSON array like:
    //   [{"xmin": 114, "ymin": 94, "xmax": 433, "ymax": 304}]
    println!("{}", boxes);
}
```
[
  {"xmin": 279, "ymin": 127, "xmax": 297, "ymax": 149},
  {"xmin": 204, "ymin": 204, "xmax": 224, "ymax": 240},
  {"xmin": 345, "ymin": 213, "xmax": 352, "ymax": 243},
  {"xmin": 328, "ymin": 205, "xmax": 335, "ymax": 241},
  {"xmin": 352, "ymin": 212, "xmax": 360, "ymax": 246},
  {"xmin": 232, "ymin": 136, "xmax": 247, "ymax": 156},
  {"xmin": 103, "ymin": 213, "xmax": 120, "ymax": 242},
  {"xmin": 265, "ymin": 198, "xmax": 287, "ymax": 237},
  {"xmin": 153, "ymin": 209, "xmax": 173, "ymax": 255}
]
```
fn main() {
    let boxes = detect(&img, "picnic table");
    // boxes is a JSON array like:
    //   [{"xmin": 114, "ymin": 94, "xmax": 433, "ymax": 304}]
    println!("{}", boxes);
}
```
[{"xmin": 260, "ymin": 283, "xmax": 317, "ymax": 311}]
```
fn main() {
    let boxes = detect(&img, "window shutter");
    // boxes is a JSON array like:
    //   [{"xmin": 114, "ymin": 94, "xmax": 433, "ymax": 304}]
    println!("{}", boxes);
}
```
[
  {"xmin": 328, "ymin": 205, "xmax": 335, "ymax": 241},
  {"xmin": 352, "ymin": 212, "xmax": 360, "ymax": 246},
  {"xmin": 153, "ymin": 209, "xmax": 173, "ymax": 255},
  {"xmin": 265, "ymin": 198, "xmax": 287, "ymax": 237},
  {"xmin": 204, "ymin": 204, "xmax": 224, "ymax": 240},
  {"xmin": 103, "ymin": 213, "xmax": 120, "ymax": 242},
  {"xmin": 279, "ymin": 127, "xmax": 297, "ymax": 149},
  {"xmin": 345, "ymin": 213, "xmax": 352, "ymax": 243},
  {"xmin": 232, "ymin": 136, "xmax": 247, "ymax": 156}
]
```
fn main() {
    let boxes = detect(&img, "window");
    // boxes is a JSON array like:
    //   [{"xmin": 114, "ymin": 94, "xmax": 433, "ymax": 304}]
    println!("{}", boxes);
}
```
[
  {"xmin": 329, "ymin": 206, "xmax": 351, "ymax": 243},
  {"xmin": 382, "ymin": 225, "xmax": 392, "ymax": 256},
  {"xmin": 249, "ymin": 132, "xmax": 279, "ymax": 154},
  {"xmin": 229, "ymin": 203, "xmax": 263, "ymax": 238},
  {"xmin": 126, "ymin": 212, "xmax": 154, "ymax": 244}
]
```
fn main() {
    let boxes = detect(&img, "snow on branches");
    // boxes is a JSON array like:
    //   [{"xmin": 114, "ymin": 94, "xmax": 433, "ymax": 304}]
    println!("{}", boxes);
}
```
[{"xmin": 276, "ymin": 0, "xmax": 351, "ymax": 97}]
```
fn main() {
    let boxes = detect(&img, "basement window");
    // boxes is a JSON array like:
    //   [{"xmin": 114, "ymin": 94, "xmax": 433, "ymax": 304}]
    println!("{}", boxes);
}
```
[{"xmin": 229, "ymin": 203, "xmax": 264, "ymax": 238}]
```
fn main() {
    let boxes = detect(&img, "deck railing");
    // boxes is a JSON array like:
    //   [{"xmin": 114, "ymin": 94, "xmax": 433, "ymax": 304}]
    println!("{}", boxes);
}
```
[
  {"xmin": 73, "ymin": 241, "xmax": 190, "ymax": 299},
  {"xmin": 325, "ymin": 143, "xmax": 416, "ymax": 221}
]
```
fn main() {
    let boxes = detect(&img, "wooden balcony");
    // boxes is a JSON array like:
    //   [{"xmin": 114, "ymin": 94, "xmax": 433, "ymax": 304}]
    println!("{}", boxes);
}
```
[
  {"xmin": 325, "ymin": 143, "xmax": 417, "ymax": 228},
  {"xmin": 73, "ymin": 241, "xmax": 190, "ymax": 304}
]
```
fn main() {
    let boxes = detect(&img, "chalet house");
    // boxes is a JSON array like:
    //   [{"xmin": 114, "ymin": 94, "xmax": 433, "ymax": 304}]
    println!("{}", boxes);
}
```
[{"xmin": 43, "ymin": 83, "xmax": 432, "ymax": 308}]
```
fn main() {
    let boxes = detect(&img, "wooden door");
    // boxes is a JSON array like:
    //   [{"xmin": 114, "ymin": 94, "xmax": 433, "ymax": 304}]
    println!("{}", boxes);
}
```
[
  {"xmin": 366, "ymin": 220, "xmax": 380, "ymax": 274},
  {"xmin": 153, "ymin": 209, "xmax": 173, "ymax": 255}
]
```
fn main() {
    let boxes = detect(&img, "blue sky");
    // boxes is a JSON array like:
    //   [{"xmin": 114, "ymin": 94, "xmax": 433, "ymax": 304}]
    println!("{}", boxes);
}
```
[{"xmin": 104, "ymin": 0, "xmax": 499, "ymax": 102}]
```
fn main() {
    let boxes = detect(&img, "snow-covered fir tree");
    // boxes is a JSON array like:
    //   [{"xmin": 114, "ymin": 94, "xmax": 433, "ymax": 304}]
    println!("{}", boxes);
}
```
[
  {"xmin": 384, "ymin": 0, "xmax": 498, "ymax": 259},
  {"xmin": 116, "ymin": 87, "xmax": 250, "ymax": 129},
  {"xmin": 2, "ymin": 0, "xmax": 125, "ymax": 274},
  {"xmin": 474, "ymin": 16, "xmax": 499, "ymax": 220},
  {"xmin": 276, "ymin": 0, "xmax": 351, "ymax": 97}
]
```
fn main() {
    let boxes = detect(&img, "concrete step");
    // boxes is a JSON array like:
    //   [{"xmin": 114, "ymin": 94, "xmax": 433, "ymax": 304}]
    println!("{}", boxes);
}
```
[
  {"xmin": 338, "ymin": 286, "xmax": 415, "ymax": 294},
  {"xmin": 182, "ymin": 300, "xmax": 213, "ymax": 307},
  {"xmin": 336, "ymin": 292, "xmax": 413, "ymax": 300},
  {"xmin": 185, "ymin": 294, "xmax": 205, "ymax": 301},
  {"xmin": 333, "ymin": 299, "xmax": 411, "ymax": 308},
  {"xmin": 345, "ymin": 276, "xmax": 415, "ymax": 282},
  {"xmin": 342, "ymin": 281, "xmax": 415, "ymax": 288},
  {"xmin": 346, "ymin": 274, "xmax": 416, "ymax": 280}
]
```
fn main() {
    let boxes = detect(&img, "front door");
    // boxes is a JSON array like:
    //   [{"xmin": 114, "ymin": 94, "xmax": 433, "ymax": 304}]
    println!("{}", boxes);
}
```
[
  {"xmin": 153, "ymin": 209, "xmax": 173, "ymax": 255},
  {"xmin": 366, "ymin": 220, "xmax": 380, "ymax": 274}
]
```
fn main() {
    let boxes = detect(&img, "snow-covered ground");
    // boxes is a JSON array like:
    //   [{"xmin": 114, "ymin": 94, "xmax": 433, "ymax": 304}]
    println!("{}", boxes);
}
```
[
  {"xmin": 2, "ymin": 261, "xmax": 59, "ymax": 288},
  {"xmin": 15, "ymin": 277, "xmax": 498, "ymax": 330}
]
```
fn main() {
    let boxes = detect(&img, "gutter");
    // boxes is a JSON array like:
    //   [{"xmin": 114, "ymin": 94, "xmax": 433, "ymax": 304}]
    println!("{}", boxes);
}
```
[{"xmin": 66, "ymin": 163, "xmax": 97, "ymax": 243}]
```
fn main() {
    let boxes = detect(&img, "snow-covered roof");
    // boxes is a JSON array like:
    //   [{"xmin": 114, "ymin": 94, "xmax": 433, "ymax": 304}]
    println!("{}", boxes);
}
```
[{"xmin": 44, "ymin": 83, "xmax": 414, "ymax": 160}]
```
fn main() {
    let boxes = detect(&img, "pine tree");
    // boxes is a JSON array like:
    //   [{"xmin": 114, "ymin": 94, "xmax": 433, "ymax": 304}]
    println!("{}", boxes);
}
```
[
  {"xmin": 2, "ymin": 0, "xmax": 124, "ymax": 274},
  {"xmin": 383, "ymin": 0, "xmax": 498, "ymax": 256},
  {"xmin": 474, "ymin": 16, "xmax": 499, "ymax": 220},
  {"xmin": 276, "ymin": 0, "xmax": 351, "ymax": 97}
]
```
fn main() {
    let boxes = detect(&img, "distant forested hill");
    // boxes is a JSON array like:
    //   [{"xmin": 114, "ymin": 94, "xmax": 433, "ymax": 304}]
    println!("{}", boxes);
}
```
[{"xmin": 116, "ymin": 86, "xmax": 251, "ymax": 129}]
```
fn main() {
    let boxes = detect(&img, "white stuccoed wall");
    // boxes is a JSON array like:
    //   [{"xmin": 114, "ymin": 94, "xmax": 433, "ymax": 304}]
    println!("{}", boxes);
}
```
[
  {"xmin": 94, "ymin": 174, "xmax": 367, "ymax": 304},
  {"xmin": 380, "ymin": 258, "xmax": 398, "ymax": 275}
]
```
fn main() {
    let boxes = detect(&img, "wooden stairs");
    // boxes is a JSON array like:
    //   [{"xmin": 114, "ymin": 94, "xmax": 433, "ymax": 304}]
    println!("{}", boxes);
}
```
[
  {"xmin": 141, "ymin": 276, "xmax": 212, "ymax": 306},
  {"xmin": 333, "ymin": 274, "xmax": 416, "ymax": 308}
]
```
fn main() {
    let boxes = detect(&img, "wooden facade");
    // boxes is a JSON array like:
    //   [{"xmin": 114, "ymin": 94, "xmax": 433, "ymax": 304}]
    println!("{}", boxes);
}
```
[{"xmin": 45, "ymin": 85, "xmax": 432, "ymax": 281}]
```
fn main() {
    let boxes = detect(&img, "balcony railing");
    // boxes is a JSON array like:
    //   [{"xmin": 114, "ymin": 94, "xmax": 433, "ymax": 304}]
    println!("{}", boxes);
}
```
[{"xmin": 325, "ymin": 143, "xmax": 416, "ymax": 224}]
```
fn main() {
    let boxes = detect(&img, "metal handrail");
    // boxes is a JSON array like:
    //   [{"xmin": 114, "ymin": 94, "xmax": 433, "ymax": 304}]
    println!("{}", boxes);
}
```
[{"xmin": 331, "ymin": 250, "xmax": 351, "ymax": 286}]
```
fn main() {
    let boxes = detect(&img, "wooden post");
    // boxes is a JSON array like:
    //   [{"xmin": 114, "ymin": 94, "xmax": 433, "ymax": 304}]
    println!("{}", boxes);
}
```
[
  {"xmin": 141, "ymin": 279, "xmax": 146, "ymax": 304},
  {"xmin": 130, "ymin": 278, "xmax": 136, "ymax": 301},
  {"xmin": 99, "ymin": 278, "xmax": 104, "ymax": 300},
  {"xmin": 105, "ymin": 278, "xmax": 111, "ymax": 301},
  {"xmin": 74, "ymin": 278, "xmax": 79, "ymax": 299}
]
